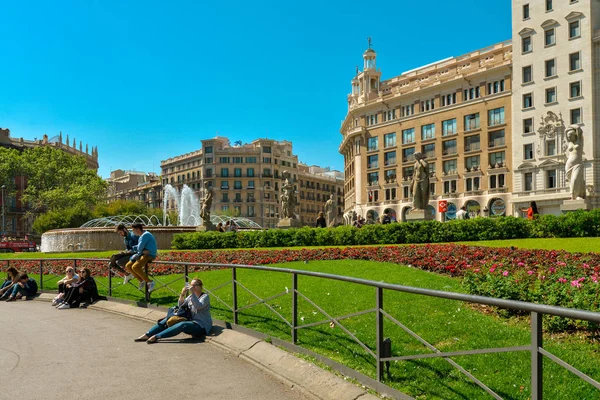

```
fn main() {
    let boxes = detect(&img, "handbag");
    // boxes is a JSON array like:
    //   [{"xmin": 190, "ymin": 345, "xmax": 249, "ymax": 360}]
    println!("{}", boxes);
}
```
[{"xmin": 162, "ymin": 303, "xmax": 192, "ymax": 327}]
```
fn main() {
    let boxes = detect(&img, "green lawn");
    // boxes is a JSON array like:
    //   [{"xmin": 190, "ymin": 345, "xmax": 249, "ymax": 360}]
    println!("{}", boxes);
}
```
[{"xmin": 35, "ymin": 259, "xmax": 599, "ymax": 400}]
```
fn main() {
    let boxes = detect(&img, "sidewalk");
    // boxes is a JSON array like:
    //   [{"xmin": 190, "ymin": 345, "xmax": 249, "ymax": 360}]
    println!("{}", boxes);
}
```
[{"xmin": 35, "ymin": 293, "xmax": 386, "ymax": 400}]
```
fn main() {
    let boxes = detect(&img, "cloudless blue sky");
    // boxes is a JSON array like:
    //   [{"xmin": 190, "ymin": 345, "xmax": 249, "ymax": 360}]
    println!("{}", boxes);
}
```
[{"xmin": 0, "ymin": 1, "xmax": 512, "ymax": 178}]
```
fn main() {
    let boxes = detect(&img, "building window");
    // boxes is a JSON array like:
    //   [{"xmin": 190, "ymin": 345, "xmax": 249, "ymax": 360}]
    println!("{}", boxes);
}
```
[
  {"xmin": 523, "ymin": 93, "xmax": 533, "ymax": 109},
  {"xmin": 384, "ymin": 151, "xmax": 396, "ymax": 166},
  {"xmin": 524, "ymin": 144, "xmax": 534, "ymax": 160},
  {"xmin": 522, "ymin": 36, "xmax": 532, "ymax": 53},
  {"xmin": 204, "ymin": 168, "xmax": 213, "ymax": 178},
  {"xmin": 221, "ymin": 181, "xmax": 229, "ymax": 190},
  {"xmin": 569, "ymin": 52, "xmax": 581, "ymax": 71},
  {"xmin": 385, "ymin": 169, "xmax": 397, "ymax": 183},
  {"xmin": 489, "ymin": 130, "xmax": 505, "ymax": 148},
  {"xmin": 488, "ymin": 107, "xmax": 505, "ymax": 126},
  {"xmin": 547, "ymin": 169, "xmax": 557, "ymax": 188},
  {"xmin": 234, "ymin": 181, "xmax": 242, "ymax": 190},
  {"xmin": 442, "ymin": 119, "xmax": 457, "ymax": 136},
  {"xmin": 465, "ymin": 177, "xmax": 480, "ymax": 192},
  {"xmin": 367, "ymin": 155, "xmax": 379, "ymax": 169},
  {"xmin": 234, "ymin": 168, "xmax": 242, "ymax": 177},
  {"xmin": 569, "ymin": 20, "xmax": 581, "ymax": 39},
  {"xmin": 222, "ymin": 193, "xmax": 229, "ymax": 202},
  {"xmin": 402, "ymin": 147, "xmax": 415, "ymax": 163},
  {"xmin": 490, "ymin": 174, "xmax": 505, "ymax": 189},
  {"xmin": 463, "ymin": 87, "xmax": 481, "ymax": 100},
  {"xmin": 402, "ymin": 128, "xmax": 415, "ymax": 144},
  {"xmin": 443, "ymin": 139, "xmax": 457, "ymax": 156},
  {"xmin": 464, "ymin": 135, "xmax": 480, "ymax": 152},
  {"xmin": 245, "ymin": 157, "xmax": 257, "ymax": 163},
  {"xmin": 422, "ymin": 143, "xmax": 435, "ymax": 159},
  {"xmin": 545, "ymin": 59, "xmax": 556, "ymax": 78},
  {"xmin": 465, "ymin": 155, "xmax": 480, "ymax": 169},
  {"xmin": 464, "ymin": 113, "xmax": 480, "ymax": 131},
  {"xmin": 367, "ymin": 172, "xmax": 379, "ymax": 186},
  {"xmin": 401, "ymin": 104, "xmax": 415, "ymax": 117},
  {"xmin": 204, "ymin": 146, "xmax": 213, "ymax": 154},
  {"xmin": 383, "ymin": 109, "xmax": 396, "ymax": 122},
  {"xmin": 219, "ymin": 157, "xmax": 230, "ymax": 163},
  {"xmin": 489, "ymin": 151, "xmax": 505, "ymax": 166},
  {"xmin": 523, "ymin": 118, "xmax": 534, "ymax": 134},
  {"xmin": 443, "ymin": 180, "xmax": 457, "ymax": 194},
  {"xmin": 443, "ymin": 159, "xmax": 457, "ymax": 175},
  {"xmin": 523, "ymin": 66, "xmax": 532, "ymax": 83},
  {"xmin": 523, "ymin": 4, "xmax": 529, "ymax": 19},
  {"xmin": 487, "ymin": 80, "xmax": 505, "ymax": 95},
  {"xmin": 545, "ymin": 140, "xmax": 556, "ymax": 156},
  {"xmin": 546, "ymin": 0, "xmax": 552, "ymax": 11},
  {"xmin": 570, "ymin": 108, "xmax": 582, "ymax": 124},
  {"xmin": 367, "ymin": 114, "xmax": 379, "ymax": 126},
  {"xmin": 544, "ymin": 28, "xmax": 555, "ymax": 46},
  {"xmin": 570, "ymin": 81, "xmax": 581, "ymax": 98},
  {"xmin": 247, "ymin": 168, "xmax": 255, "ymax": 177},
  {"xmin": 263, "ymin": 146, "xmax": 272, "ymax": 153},
  {"xmin": 545, "ymin": 87, "xmax": 557, "ymax": 104},
  {"xmin": 441, "ymin": 92, "xmax": 457, "ymax": 106},
  {"xmin": 421, "ymin": 123, "xmax": 435, "ymax": 140},
  {"xmin": 247, "ymin": 180, "xmax": 255, "ymax": 189},
  {"xmin": 384, "ymin": 132, "xmax": 396, "ymax": 148},
  {"xmin": 421, "ymin": 98, "xmax": 435, "ymax": 112},
  {"xmin": 367, "ymin": 137, "xmax": 379, "ymax": 151},
  {"xmin": 524, "ymin": 172, "xmax": 533, "ymax": 191}
]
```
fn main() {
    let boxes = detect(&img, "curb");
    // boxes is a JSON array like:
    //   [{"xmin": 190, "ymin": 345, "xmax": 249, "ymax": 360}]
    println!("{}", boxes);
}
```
[{"xmin": 35, "ymin": 294, "xmax": 384, "ymax": 400}]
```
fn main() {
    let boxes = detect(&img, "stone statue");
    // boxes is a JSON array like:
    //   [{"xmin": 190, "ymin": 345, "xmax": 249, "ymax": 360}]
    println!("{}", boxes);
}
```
[
  {"xmin": 324, "ymin": 194, "xmax": 335, "ymax": 227},
  {"xmin": 565, "ymin": 125, "xmax": 585, "ymax": 200},
  {"xmin": 280, "ymin": 171, "xmax": 296, "ymax": 219},
  {"xmin": 200, "ymin": 181, "xmax": 214, "ymax": 226},
  {"xmin": 411, "ymin": 152, "xmax": 430, "ymax": 210}
]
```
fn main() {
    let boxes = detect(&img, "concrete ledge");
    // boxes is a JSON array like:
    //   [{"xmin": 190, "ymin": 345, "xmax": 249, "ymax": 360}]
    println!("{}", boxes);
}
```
[{"xmin": 32, "ymin": 296, "xmax": 391, "ymax": 400}]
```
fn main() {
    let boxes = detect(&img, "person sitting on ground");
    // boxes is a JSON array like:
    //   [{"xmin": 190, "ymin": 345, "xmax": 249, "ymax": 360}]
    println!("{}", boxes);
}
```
[
  {"xmin": 109, "ymin": 224, "xmax": 139, "ymax": 285},
  {"xmin": 5, "ymin": 273, "xmax": 38, "ymax": 302},
  {"xmin": 0, "ymin": 267, "xmax": 20, "ymax": 300},
  {"xmin": 315, "ymin": 211, "xmax": 326, "ymax": 228},
  {"xmin": 135, "ymin": 278, "xmax": 212, "ymax": 344},
  {"xmin": 52, "ymin": 267, "xmax": 79, "ymax": 306},
  {"xmin": 125, "ymin": 223, "xmax": 158, "ymax": 292},
  {"xmin": 57, "ymin": 268, "xmax": 99, "ymax": 309}
]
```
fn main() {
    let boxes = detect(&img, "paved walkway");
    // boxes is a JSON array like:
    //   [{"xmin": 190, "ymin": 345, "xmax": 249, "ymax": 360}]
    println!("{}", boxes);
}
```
[{"xmin": 0, "ymin": 301, "xmax": 311, "ymax": 400}]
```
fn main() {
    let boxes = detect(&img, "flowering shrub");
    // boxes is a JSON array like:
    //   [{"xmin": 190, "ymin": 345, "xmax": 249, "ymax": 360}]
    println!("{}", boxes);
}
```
[{"xmin": 5, "ymin": 243, "xmax": 600, "ymax": 332}]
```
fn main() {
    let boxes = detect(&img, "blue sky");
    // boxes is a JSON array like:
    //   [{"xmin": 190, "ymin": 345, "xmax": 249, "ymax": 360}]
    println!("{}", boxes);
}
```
[{"xmin": 0, "ymin": 1, "xmax": 511, "ymax": 178}]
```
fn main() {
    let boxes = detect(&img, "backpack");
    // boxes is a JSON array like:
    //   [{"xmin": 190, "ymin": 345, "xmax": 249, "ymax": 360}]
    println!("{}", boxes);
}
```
[{"xmin": 27, "ymin": 278, "xmax": 38, "ymax": 295}]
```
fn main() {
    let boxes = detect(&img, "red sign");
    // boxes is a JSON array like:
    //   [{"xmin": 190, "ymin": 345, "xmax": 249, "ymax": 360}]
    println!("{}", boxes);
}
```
[{"xmin": 438, "ymin": 200, "xmax": 448, "ymax": 213}]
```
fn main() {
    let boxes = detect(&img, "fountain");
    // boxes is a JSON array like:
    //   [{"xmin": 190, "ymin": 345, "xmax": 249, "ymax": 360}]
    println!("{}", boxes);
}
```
[{"xmin": 40, "ymin": 185, "xmax": 263, "ymax": 252}]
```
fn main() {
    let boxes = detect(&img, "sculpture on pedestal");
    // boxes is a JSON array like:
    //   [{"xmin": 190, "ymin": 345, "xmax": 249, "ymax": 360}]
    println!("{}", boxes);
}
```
[
  {"xmin": 200, "ymin": 181, "xmax": 215, "ymax": 228},
  {"xmin": 565, "ymin": 125, "xmax": 586, "ymax": 200},
  {"xmin": 411, "ymin": 152, "xmax": 430, "ymax": 210},
  {"xmin": 280, "ymin": 171, "xmax": 297, "ymax": 219},
  {"xmin": 324, "ymin": 194, "xmax": 335, "ymax": 227}
]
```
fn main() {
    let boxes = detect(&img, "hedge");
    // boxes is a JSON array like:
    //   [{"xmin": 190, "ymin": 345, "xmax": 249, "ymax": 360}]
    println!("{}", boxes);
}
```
[{"xmin": 171, "ymin": 209, "xmax": 600, "ymax": 250}]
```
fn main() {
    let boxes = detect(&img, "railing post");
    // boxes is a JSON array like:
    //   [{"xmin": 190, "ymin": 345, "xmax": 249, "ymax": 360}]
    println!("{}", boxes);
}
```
[
  {"xmin": 292, "ymin": 273, "xmax": 297, "ymax": 344},
  {"xmin": 232, "ymin": 267, "xmax": 238, "ymax": 324},
  {"xmin": 39, "ymin": 260, "xmax": 43, "ymax": 290},
  {"xmin": 108, "ymin": 260, "xmax": 112, "ymax": 297},
  {"xmin": 531, "ymin": 312, "xmax": 543, "ymax": 400},
  {"xmin": 376, "ymin": 286, "xmax": 384, "ymax": 382},
  {"xmin": 184, "ymin": 264, "xmax": 189, "ymax": 283},
  {"xmin": 145, "ymin": 264, "xmax": 150, "ymax": 303}
]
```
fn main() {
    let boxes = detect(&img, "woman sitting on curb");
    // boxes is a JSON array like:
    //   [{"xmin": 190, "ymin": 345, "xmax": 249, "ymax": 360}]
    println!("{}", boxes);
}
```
[
  {"xmin": 52, "ymin": 267, "xmax": 79, "ymax": 306},
  {"xmin": 5, "ymin": 273, "xmax": 38, "ymax": 301},
  {"xmin": 0, "ymin": 267, "xmax": 20, "ymax": 300},
  {"xmin": 135, "ymin": 278, "xmax": 212, "ymax": 344},
  {"xmin": 57, "ymin": 268, "xmax": 99, "ymax": 309}
]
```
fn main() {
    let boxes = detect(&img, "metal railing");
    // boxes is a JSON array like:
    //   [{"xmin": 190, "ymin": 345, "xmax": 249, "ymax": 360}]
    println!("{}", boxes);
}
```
[{"xmin": 3, "ymin": 258, "xmax": 600, "ymax": 399}]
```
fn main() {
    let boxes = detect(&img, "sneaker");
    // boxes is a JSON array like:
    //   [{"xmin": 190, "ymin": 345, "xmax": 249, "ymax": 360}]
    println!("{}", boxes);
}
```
[
  {"xmin": 5, "ymin": 296, "xmax": 16, "ymax": 302},
  {"xmin": 138, "ymin": 281, "xmax": 146, "ymax": 291},
  {"xmin": 57, "ymin": 303, "xmax": 70, "ymax": 310},
  {"xmin": 51, "ymin": 299, "xmax": 58, "ymax": 306},
  {"xmin": 123, "ymin": 274, "xmax": 134, "ymax": 285},
  {"xmin": 147, "ymin": 281, "xmax": 155, "ymax": 292}
]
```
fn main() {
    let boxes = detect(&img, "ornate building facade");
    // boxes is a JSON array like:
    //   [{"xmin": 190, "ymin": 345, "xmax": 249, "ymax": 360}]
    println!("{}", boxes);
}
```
[
  {"xmin": 339, "ymin": 43, "xmax": 513, "ymax": 222},
  {"xmin": 106, "ymin": 169, "xmax": 162, "ymax": 209}
]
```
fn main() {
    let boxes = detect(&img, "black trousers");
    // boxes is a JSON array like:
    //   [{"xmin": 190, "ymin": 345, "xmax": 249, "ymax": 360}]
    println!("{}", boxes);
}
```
[{"xmin": 109, "ymin": 252, "xmax": 132, "ymax": 274}]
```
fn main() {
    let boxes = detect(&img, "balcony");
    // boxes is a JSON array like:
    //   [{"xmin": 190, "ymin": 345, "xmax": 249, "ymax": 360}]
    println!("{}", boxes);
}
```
[
  {"xmin": 246, "ymin": 198, "xmax": 256, "ymax": 203},
  {"xmin": 488, "ymin": 140, "xmax": 505, "ymax": 149}
]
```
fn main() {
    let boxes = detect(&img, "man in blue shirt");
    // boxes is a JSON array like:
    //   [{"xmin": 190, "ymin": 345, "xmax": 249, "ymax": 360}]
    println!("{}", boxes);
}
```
[
  {"xmin": 125, "ymin": 223, "xmax": 158, "ymax": 292},
  {"xmin": 109, "ymin": 224, "xmax": 139, "ymax": 285}
]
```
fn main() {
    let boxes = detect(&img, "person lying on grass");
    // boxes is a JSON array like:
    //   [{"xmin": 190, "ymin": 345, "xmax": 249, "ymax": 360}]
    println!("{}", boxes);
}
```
[
  {"xmin": 52, "ymin": 267, "xmax": 79, "ymax": 306},
  {"xmin": 56, "ymin": 268, "xmax": 99, "ymax": 309},
  {"xmin": 135, "ymin": 278, "xmax": 212, "ymax": 344},
  {"xmin": 0, "ymin": 267, "xmax": 20, "ymax": 300},
  {"xmin": 5, "ymin": 273, "xmax": 38, "ymax": 302}
]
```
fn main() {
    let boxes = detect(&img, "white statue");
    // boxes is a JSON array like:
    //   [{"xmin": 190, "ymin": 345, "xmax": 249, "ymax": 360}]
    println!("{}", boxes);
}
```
[
  {"xmin": 324, "ymin": 194, "xmax": 335, "ymax": 227},
  {"xmin": 411, "ymin": 152, "xmax": 430, "ymax": 210},
  {"xmin": 565, "ymin": 125, "xmax": 586, "ymax": 200}
]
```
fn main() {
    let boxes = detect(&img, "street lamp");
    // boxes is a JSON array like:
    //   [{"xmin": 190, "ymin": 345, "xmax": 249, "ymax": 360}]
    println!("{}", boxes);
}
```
[{"xmin": 1, "ymin": 185, "xmax": 5, "ymax": 236}]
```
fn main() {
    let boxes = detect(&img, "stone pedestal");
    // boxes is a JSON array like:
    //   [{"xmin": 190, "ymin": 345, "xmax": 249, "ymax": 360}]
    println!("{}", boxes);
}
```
[
  {"xmin": 277, "ymin": 218, "xmax": 303, "ymax": 229},
  {"xmin": 405, "ymin": 209, "xmax": 434, "ymax": 223},
  {"xmin": 196, "ymin": 223, "xmax": 216, "ymax": 232},
  {"xmin": 560, "ymin": 199, "xmax": 591, "ymax": 213}
]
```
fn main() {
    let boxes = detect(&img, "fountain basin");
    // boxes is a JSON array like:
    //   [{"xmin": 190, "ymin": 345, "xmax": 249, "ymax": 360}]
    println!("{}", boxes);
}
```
[{"xmin": 41, "ymin": 226, "xmax": 198, "ymax": 252}]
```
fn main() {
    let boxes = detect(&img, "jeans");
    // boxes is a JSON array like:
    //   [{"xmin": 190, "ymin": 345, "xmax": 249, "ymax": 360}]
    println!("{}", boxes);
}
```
[
  {"xmin": 11, "ymin": 285, "xmax": 35, "ymax": 298},
  {"xmin": 147, "ymin": 317, "xmax": 206, "ymax": 339},
  {"xmin": 125, "ymin": 255, "xmax": 154, "ymax": 283},
  {"xmin": 109, "ymin": 252, "xmax": 132, "ymax": 275}
]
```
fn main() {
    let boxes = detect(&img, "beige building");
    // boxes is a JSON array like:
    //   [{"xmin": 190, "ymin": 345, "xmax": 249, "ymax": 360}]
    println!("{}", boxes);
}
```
[
  {"xmin": 160, "ymin": 137, "xmax": 344, "ymax": 228},
  {"xmin": 511, "ymin": 0, "xmax": 600, "ymax": 215},
  {"xmin": 106, "ymin": 169, "xmax": 162, "ymax": 209},
  {"xmin": 340, "ymin": 42, "xmax": 513, "ymax": 221}
]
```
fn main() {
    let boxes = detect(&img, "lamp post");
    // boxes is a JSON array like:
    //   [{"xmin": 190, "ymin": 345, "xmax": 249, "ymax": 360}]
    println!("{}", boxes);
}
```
[{"xmin": 1, "ymin": 185, "xmax": 5, "ymax": 236}]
